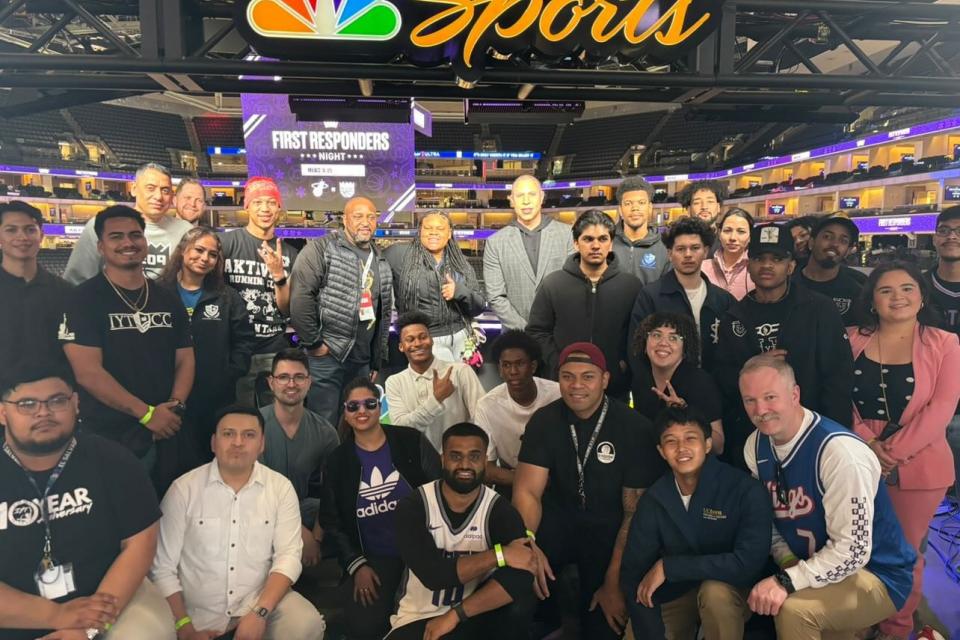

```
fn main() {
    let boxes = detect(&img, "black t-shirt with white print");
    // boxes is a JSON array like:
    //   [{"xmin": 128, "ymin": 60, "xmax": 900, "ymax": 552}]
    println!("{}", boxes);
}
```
[
  {"xmin": 219, "ymin": 228, "xmax": 299, "ymax": 354},
  {"xmin": 795, "ymin": 266, "xmax": 867, "ymax": 326},
  {"xmin": 0, "ymin": 435, "xmax": 160, "ymax": 640},
  {"xmin": 738, "ymin": 292, "xmax": 792, "ymax": 352},
  {"xmin": 59, "ymin": 273, "xmax": 192, "ymax": 456}
]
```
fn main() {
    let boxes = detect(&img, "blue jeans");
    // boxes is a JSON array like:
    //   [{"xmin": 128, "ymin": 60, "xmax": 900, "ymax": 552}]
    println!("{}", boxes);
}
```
[
  {"xmin": 306, "ymin": 354, "xmax": 370, "ymax": 428},
  {"xmin": 947, "ymin": 414, "xmax": 960, "ymax": 497}
]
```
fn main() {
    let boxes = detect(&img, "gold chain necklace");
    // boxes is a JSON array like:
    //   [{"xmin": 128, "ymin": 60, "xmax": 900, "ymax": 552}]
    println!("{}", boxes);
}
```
[{"xmin": 104, "ymin": 272, "xmax": 149, "ymax": 312}]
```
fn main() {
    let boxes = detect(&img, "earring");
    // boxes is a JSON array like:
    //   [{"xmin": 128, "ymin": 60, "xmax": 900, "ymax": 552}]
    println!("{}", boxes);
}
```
[{"xmin": 870, "ymin": 306, "xmax": 876, "ymax": 314}]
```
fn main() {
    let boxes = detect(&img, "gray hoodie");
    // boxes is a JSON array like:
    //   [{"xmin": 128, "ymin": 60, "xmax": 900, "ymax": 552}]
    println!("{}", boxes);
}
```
[{"xmin": 610, "ymin": 221, "xmax": 670, "ymax": 285}]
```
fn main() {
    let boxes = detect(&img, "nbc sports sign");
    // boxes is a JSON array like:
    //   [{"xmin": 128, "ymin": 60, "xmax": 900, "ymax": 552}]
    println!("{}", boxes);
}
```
[{"xmin": 236, "ymin": 0, "xmax": 722, "ymax": 81}]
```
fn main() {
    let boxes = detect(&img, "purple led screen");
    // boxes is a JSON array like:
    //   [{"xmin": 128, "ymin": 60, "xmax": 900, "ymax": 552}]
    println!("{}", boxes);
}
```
[
  {"xmin": 241, "ymin": 93, "xmax": 416, "ymax": 213},
  {"xmin": 851, "ymin": 213, "xmax": 937, "ymax": 235}
]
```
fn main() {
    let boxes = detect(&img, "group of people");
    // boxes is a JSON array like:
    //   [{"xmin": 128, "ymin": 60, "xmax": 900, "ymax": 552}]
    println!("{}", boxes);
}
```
[{"xmin": 0, "ymin": 161, "xmax": 958, "ymax": 640}]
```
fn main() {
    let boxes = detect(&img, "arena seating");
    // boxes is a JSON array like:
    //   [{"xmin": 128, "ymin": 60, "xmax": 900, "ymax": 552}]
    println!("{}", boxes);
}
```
[
  {"xmin": 554, "ymin": 111, "xmax": 664, "ymax": 178},
  {"xmin": 69, "ymin": 104, "xmax": 192, "ymax": 168},
  {"xmin": 0, "ymin": 110, "xmax": 75, "ymax": 165},
  {"xmin": 37, "ymin": 248, "xmax": 72, "ymax": 277},
  {"xmin": 194, "ymin": 117, "xmax": 245, "ymax": 149},
  {"xmin": 415, "ymin": 122, "xmax": 482, "ymax": 152}
]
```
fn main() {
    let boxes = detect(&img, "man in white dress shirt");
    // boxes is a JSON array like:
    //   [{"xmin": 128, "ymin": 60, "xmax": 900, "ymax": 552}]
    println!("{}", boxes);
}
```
[
  {"xmin": 151, "ymin": 405, "xmax": 325, "ymax": 640},
  {"xmin": 385, "ymin": 311, "xmax": 484, "ymax": 452}
]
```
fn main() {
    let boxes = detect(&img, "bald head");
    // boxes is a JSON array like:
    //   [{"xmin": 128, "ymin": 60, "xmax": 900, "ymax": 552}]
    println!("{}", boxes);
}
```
[
  {"xmin": 510, "ymin": 175, "xmax": 545, "ymax": 229},
  {"xmin": 343, "ymin": 196, "xmax": 378, "ymax": 247}
]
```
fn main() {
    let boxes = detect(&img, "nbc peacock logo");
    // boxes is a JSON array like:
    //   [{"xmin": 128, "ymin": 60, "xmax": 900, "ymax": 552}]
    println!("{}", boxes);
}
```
[{"xmin": 247, "ymin": 0, "xmax": 401, "ymax": 41}]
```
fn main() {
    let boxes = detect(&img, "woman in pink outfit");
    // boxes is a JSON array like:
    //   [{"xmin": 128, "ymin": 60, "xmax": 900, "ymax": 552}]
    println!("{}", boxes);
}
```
[
  {"xmin": 702, "ymin": 207, "xmax": 754, "ymax": 299},
  {"xmin": 848, "ymin": 261, "xmax": 960, "ymax": 640}
]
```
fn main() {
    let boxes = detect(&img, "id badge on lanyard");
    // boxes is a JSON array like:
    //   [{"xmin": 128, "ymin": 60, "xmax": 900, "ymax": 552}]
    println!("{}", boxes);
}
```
[
  {"xmin": 358, "ymin": 251, "xmax": 376, "ymax": 324},
  {"xmin": 3, "ymin": 439, "xmax": 79, "ymax": 599},
  {"xmin": 568, "ymin": 398, "xmax": 609, "ymax": 511}
]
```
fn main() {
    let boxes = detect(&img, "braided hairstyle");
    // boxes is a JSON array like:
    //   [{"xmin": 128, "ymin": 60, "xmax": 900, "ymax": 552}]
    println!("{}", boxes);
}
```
[{"xmin": 396, "ymin": 212, "xmax": 479, "ymax": 330}]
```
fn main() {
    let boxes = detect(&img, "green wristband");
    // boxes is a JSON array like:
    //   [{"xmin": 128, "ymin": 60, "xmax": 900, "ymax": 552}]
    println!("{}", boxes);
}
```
[
  {"xmin": 525, "ymin": 529, "xmax": 536, "ymax": 541},
  {"xmin": 494, "ymin": 543, "xmax": 506, "ymax": 568},
  {"xmin": 174, "ymin": 616, "xmax": 191, "ymax": 631},
  {"xmin": 139, "ymin": 405, "xmax": 155, "ymax": 426}
]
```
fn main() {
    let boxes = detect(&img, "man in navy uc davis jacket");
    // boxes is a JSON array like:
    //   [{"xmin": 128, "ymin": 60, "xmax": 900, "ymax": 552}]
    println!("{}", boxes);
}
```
[{"xmin": 621, "ymin": 406, "xmax": 772, "ymax": 640}]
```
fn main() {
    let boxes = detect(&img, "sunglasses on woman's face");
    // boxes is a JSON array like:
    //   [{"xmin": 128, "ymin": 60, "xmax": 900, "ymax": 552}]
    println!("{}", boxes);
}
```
[{"xmin": 344, "ymin": 398, "xmax": 379, "ymax": 413}]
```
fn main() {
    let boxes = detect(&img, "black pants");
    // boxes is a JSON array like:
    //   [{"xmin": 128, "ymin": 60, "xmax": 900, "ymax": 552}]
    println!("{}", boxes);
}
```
[
  {"xmin": 536, "ymin": 508, "xmax": 621, "ymax": 640},
  {"xmin": 339, "ymin": 554, "xmax": 404, "ymax": 640},
  {"xmin": 386, "ymin": 574, "xmax": 535, "ymax": 640}
]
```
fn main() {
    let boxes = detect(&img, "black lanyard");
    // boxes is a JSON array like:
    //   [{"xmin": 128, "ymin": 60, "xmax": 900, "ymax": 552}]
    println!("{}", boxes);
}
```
[
  {"xmin": 568, "ymin": 398, "xmax": 609, "ymax": 510},
  {"xmin": 3, "ymin": 438, "xmax": 77, "ymax": 570}
]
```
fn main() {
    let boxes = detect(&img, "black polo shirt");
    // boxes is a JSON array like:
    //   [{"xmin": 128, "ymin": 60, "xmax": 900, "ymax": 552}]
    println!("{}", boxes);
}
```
[
  {"xmin": 631, "ymin": 360, "xmax": 723, "ymax": 424},
  {"xmin": 518, "ymin": 397, "xmax": 664, "ymax": 525},
  {"xmin": 0, "ymin": 434, "xmax": 160, "ymax": 640},
  {"xmin": 0, "ymin": 265, "xmax": 73, "ymax": 372},
  {"xmin": 794, "ymin": 266, "xmax": 867, "ymax": 326}
]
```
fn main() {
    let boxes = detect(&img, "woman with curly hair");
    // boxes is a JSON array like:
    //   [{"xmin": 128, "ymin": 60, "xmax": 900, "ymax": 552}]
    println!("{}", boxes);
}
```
[
  {"xmin": 631, "ymin": 311, "xmax": 725, "ymax": 453},
  {"xmin": 384, "ymin": 212, "xmax": 485, "ymax": 362},
  {"xmin": 847, "ymin": 261, "xmax": 960, "ymax": 640}
]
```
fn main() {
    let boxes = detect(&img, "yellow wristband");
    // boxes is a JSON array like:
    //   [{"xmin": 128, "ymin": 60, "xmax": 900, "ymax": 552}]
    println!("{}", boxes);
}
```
[
  {"xmin": 778, "ymin": 554, "xmax": 799, "ymax": 569},
  {"xmin": 525, "ymin": 529, "xmax": 536, "ymax": 541},
  {"xmin": 104, "ymin": 623, "xmax": 112, "ymax": 631},
  {"xmin": 139, "ymin": 405, "xmax": 156, "ymax": 426},
  {"xmin": 175, "ymin": 616, "xmax": 192, "ymax": 631},
  {"xmin": 494, "ymin": 543, "xmax": 506, "ymax": 568}
]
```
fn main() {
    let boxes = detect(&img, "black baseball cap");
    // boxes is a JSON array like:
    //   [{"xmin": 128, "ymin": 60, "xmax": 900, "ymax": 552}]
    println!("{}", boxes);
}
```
[
  {"xmin": 749, "ymin": 223, "xmax": 794, "ymax": 258},
  {"xmin": 812, "ymin": 213, "xmax": 860, "ymax": 245}
]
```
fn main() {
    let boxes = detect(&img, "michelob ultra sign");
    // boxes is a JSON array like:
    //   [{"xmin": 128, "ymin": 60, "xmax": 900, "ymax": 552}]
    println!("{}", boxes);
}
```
[{"xmin": 236, "ymin": 0, "xmax": 721, "ymax": 81}]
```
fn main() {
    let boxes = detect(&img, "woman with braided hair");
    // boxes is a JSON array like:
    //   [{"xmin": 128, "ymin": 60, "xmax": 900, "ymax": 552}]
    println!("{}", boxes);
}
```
[{"xmin": 384, "ymin": 212, "xmax": 486, "ymax": 361}]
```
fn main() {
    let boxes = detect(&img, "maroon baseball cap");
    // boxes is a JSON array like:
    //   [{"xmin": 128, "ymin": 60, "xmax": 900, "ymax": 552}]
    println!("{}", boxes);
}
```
[{"xmin": 558, "ymin": 342, "xmax": 607, "ymax": 371}]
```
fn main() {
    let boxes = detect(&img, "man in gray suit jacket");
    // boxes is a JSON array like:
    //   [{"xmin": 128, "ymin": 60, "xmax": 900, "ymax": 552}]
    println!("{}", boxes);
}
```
[{"xmin": 483, "ymin": 175, "xmax": 571, "ymax": 330}]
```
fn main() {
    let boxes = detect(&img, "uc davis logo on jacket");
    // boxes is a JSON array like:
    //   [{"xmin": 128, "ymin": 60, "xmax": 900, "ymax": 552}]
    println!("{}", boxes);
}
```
[{"xmin": 247, "ymin": 0, "xmax": 402, "ymax": 41}]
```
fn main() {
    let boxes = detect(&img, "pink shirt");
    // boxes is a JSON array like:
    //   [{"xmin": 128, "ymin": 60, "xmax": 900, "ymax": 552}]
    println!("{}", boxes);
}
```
[
  {"xmin": 847, "ymin": 325, "xmax": 960, "ymax": 490},
  {"xmin": 702, "ymin": 251, "xmax": 754, "ymax": 300}
]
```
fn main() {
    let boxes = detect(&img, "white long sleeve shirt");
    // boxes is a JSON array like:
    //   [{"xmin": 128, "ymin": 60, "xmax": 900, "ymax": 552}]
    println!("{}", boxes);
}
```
[
  {"xmin": 744, "ymin": 409, "xmax": 882, "ymax": 592},
  {"xmin": 150, "ymin": 461, "xmax": 303, "ymax": 632},
  {"xmin": 385, "ymin": 358, "xmax": 484, "ymax": 451}
]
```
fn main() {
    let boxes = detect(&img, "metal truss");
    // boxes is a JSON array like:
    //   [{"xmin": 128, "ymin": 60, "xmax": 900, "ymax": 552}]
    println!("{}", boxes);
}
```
[{"xmin": 0, "ymin": 0, "xmax": 958, "ymax": 112}]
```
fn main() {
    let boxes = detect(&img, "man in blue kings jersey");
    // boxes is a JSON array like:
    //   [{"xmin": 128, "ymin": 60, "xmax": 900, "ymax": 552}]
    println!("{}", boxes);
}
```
[{"xmin": 738, "ymin": 354, "xmax": 915, "ymax": 640}]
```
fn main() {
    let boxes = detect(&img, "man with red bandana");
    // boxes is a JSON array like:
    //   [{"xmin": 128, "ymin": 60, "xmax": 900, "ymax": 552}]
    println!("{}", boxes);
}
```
[{"xmin": 220, "ymin": 177, "xmax": 299, "ymax": 406}]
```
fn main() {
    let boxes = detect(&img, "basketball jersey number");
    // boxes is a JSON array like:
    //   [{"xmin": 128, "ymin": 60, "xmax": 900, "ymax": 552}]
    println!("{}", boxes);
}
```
[{"xmin": 432, "ymin": 584, "xmax": 465, "ymax": 607}]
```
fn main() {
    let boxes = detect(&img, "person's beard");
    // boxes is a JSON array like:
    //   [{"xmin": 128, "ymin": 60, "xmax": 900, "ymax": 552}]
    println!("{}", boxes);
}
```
[
  {"xmin": 443, "ymin": 467, "xmax": 484, "ymax": 494},
  {"xmin": 8, "ymin": 426, "xmax": 73, "ymax": 455}
]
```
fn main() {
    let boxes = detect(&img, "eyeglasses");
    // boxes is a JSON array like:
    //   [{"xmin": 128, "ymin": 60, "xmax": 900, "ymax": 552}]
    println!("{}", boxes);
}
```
[
  {"xmin": 774, "ymin": 461, "xmax": 789, "ymax": 507},
  {"xmin": 344, "ymin": 398, "xmax": 379, "ymax": 413},
  {"xmin": 2, "ymin": 395, "xmax": 72, "ymax": 416},
  {"xmin": 935, "ymin": 226, "xmax": 960, "ymax": 239},
  {"xmin": 648, "ymin": 331, "xmax": 683, "ymax": 345},
  {"xmin": 272, "ymin": 373, "xmax": 310, "ymax": 385}
]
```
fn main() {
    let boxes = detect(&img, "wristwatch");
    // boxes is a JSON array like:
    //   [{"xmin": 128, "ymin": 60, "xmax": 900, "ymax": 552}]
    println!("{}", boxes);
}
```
[
  {"xmin": 254, "ymin": 606, "xmax": 270, "ymax": 619},
  {"xmin": 775, "ymin": 570, "xmax": 796, "ymax": 594}
]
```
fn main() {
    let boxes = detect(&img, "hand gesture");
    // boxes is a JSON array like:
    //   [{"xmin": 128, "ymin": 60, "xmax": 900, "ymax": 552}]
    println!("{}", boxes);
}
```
[
  {"xmin": 51, "ymin": 593, "xmax": 117, "ymax": 630},
  {"xmin": 440, "ymin": 274, "xmax": 456, "ymax": 301},
  {"xmin": 423, "ymin": 610, "xmax": 459, "ymax": 640},
  {"xmin": 589, "ymin": 579, "xmax": 628, "ymax": 635},
  {"xmin": 259, "ymin": 239, "xmax": 286, "ymax": 282},
  {"xmin": 233, "ymin": 611, "xmax": 267, "ymax": 640},
  {"xmin": 353, "ymin": 565, "xmax": 382, "ymax": 606},
  {"xmin": 529, "ymin": 540, "xmax": 556, "ymax": 600},
  {"xmin": 302, "ymin": 533, "xmax": 321, "ymax": 568},
  {"xmin": 432, "ymin": 367, "xmax": 455, "ymax": 403},
  {"xmin": 37, "ymin": 630, "xmax": 90, "ymax": 640},
  {"xmin": 747, "ymin": 576, "xmax": 789, "ymax": 616},
  {"xmin": 869, "ymin": 439, "xmax": 898, "ymax": 474},
  {"xmin": 636, "ymin": 559, "xmax": 665, "ymax": 607},
  {"xmin": 145, "ymin": 401, "xmax": 182, "ymax": 439},
  {"xmin": 651, "ymin": 381, "xmax": 687, "ymax": 408},
  {"xmin": 501, "ymin": 538, "xmax": 538, "ymax": 574}
]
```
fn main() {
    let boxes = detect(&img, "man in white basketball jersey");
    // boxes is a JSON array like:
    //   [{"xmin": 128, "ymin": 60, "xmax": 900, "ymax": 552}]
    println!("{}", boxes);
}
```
[{"xmin": 388, "ymin": 422, "xmax": 537, "ymax": 640}]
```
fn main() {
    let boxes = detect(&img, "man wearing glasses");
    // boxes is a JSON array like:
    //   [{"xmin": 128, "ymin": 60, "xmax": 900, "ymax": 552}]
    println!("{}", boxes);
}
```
[
  {"xmin": 259, "ymin": 349, "xmax": 339, "ymax": 569},
  {"xmin": 924, "ymin": 205, "xmax": 960, "ymax": 497},
  {"xmin": 0, "ymin": 366, "xmax": 170, "ymax": 640},
  {"xmin": 738, "ymin": 354, "xmax": 915, "ymax": 639}
]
